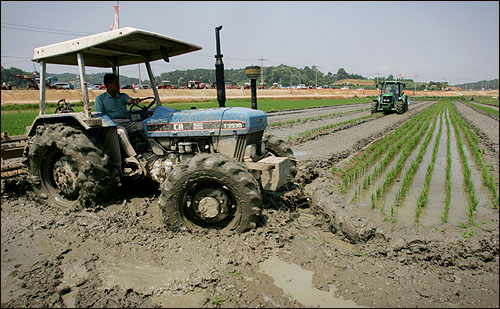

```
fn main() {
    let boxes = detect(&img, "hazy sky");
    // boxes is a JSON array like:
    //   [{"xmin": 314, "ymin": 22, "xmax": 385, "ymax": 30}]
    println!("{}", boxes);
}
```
[{"xmin": 1, "ymin": 1, "xmax": 498, "ymax": 84}]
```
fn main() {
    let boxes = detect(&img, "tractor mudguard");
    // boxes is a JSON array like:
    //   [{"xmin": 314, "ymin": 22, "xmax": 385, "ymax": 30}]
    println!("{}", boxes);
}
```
[{"xmin": 27, "ymin": 112, "xmax": 116, "ymax": 137}]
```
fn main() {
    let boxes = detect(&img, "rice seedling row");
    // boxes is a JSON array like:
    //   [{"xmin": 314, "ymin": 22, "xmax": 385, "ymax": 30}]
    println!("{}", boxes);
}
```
[
  {"xmin": 449, "ymin": 104, "xmax": 478, "ymax": 224},
  {"xmin": 347, "ymin": 105, "xmax": 436, "ymax": 203},
  {"xmin": 415, "ymin": 108, "xmax": 444, "ymax": 222},
  {"xmin": 296, "ymin": 113, "xmax": 376, "ymax": 139},
  {"xmin": 341, "ymin": 107, "xmax": 431, "ymax": 192},
  {"xmin": 442, "ymin": 107, "xmax": 452, "ymax": 223},
  {"xmin": 269, "ymin": 107, "xmax": 369, "ymax": 128},
  {"xmin": 450, "ymin": 103, "xmax": 499, "ymax": 208},
  {"xmin": 388, "ymin": 105, "xmax": 440, "ymax": 218}
]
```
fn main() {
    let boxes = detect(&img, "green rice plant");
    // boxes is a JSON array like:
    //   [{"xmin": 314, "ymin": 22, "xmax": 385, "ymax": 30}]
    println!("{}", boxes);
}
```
[
  {"xmin": 415, "ymin": 108, "xmax": 444, "ymax": 222},
  {"xmin": 393, "ymin": 107, "xmax": 440, "ymax": 210},
  {"xmin": 449, "ymin": 104, "xmax": 478, "ymax": 224},
  {"xmin": 298, "ymin": 114, "xmax": 375, "ymax": 138},
  {"xmin": 474, "ymin": 98, "xmax": 499, "ymax": 107},
  {"xmin": 384, "ymin": 105, "xmax": 439, "ymax": 217},
  {"xmin": 442, "ymin": 106, "xmax": 452, "ymax": 223},
  {"xmin": 270, "ymin": 107, "xmax": 370, "ymax": 128},
  {"xmin": 344, "ymin": 105, "xmax": 434, "ymax": 194},
  {"xmin": 450, "ymin": 104, "xmax": 499, "ymax": 208},
  {"xmin": 371, "ymin": 105, "xmax": 436, "ymax": 200},
  {"xmin": 371, "ymin": 193, "xmax": 376, "ymax": 209},
  {"xmin": 342, "ymin": 107, "xmax": 430, "ymax": 190}
]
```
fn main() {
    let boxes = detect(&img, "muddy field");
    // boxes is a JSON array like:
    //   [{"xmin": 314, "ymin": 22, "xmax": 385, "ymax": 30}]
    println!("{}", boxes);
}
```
[{"xmin": 1, "ymin": 100, "xmax": 499, "ymax": 308}]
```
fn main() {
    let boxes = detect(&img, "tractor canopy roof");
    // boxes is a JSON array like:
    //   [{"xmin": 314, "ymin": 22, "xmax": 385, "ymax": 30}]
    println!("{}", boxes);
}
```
[
  {"xmin": 31, "ymin": 27, "xmax": 202, "ymax": 67},
  {"xmin": 382, "ymin": 81, "xmax": 403, "ymax": 84}
]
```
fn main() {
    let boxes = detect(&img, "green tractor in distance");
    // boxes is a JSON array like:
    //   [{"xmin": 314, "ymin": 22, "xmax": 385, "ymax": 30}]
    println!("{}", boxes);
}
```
[{"xmin": 371, "ymin": 81, "xmax": 409, "ymax": 114}]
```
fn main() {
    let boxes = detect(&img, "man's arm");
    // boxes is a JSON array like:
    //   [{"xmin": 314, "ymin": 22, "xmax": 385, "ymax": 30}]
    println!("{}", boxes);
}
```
[{"xmin": 94, "ymin": 96, "xmax": 104, "ymax": 113}]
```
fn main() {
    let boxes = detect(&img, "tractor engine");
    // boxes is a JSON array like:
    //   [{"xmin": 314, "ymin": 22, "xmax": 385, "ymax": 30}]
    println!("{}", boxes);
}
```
[{"xmin": 137, "ymin": 106, "xmax": 268, "ymax": 184}]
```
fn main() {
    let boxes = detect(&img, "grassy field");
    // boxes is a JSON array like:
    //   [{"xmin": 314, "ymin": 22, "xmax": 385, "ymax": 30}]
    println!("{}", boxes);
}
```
[{"xmin": 1, "ymin": 97, "xmax": 369, "ymax": 136}]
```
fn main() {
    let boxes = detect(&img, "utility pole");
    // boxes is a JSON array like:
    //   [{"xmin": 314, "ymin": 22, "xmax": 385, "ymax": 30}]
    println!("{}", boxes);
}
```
[
  {"xmin": 315, "ymin": 68, "xmax": 318, "ymax": 88},
  {"xmin": 138, "ymin": 64, "xmax": 142, "ymax": 88},
  {"xmin": 414, "ymin": 74, "xmax": 418, "ymax": 95},
  {"xmin": 258, "ymin": 54, "xmax": 267, "ymax": 88}
]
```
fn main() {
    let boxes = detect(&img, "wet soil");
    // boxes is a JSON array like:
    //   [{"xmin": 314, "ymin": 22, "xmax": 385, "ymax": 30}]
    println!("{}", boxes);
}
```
[{"xmin": 1, "ymin": 101, "xmax": 499, "ymax": 308}]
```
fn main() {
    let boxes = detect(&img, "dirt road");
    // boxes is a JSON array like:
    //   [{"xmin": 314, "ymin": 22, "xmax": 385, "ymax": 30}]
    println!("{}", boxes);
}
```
[{"xmin": 1, "ymin": 100, "xmax": 498, "ymax": 308}]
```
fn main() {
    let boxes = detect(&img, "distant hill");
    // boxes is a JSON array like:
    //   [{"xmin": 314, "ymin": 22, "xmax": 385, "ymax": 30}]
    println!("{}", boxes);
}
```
[
  {"xmin": 333, "ymin": 79, "xmax": 374, "ymax": 86},
  {"xmin": 452, "ymin": 79, "xmax": 498, "ymax": 90}
]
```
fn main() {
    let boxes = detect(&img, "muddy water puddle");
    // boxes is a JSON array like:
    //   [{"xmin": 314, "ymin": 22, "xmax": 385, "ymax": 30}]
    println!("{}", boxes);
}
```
[{"xmin": 259, "ymin": 255, "xmax": 364, "ymax": 308}]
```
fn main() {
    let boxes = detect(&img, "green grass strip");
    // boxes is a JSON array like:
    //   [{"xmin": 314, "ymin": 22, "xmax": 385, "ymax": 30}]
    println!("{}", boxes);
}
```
[
  {"xmin": 465, "ymin": 102, "xmax": 499, "ymax": 117},
  {"xmin": 269, "ymin": 107, "xmax": 369, "ymax": 128},
  {"xmin": 296, "ymin": 114, "xmax": 375, "ymax": 139}
]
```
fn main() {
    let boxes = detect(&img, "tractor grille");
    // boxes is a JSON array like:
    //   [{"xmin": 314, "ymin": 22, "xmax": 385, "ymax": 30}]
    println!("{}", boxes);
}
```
[{"xmin": 233, "ymin": 135, "xmax": 247, "ymax": 162}]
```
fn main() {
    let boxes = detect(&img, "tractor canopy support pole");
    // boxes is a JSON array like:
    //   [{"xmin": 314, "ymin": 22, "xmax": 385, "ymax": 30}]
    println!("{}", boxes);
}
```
[
  {"xmin": 144, "ymin": 60, "xmax": 161, "ymax": 107},
  {"xmin": 77, "ymin": 52, "xmax": 91, "ymax": 118},
  {"xmin": 39, "ymin": 60, "xmax": 46, "ymax": 115}
]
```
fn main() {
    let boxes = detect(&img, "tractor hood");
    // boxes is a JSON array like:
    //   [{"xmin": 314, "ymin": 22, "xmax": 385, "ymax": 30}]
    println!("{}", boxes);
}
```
[{"xmin": 143, "ymin": 107, "xmax": 267, "ymax": 138}]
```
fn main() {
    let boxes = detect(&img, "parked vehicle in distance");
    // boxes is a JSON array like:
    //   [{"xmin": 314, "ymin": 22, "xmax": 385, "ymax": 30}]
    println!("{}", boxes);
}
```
[
  {"xmin": 52, "ymin": 82, "xmax": 73, "ymax": 89},
  {"xmin": 157, "ymin": 81, "xmax": 176, "ymax": 89},
  {"xmin": 297, "ymin": 84, "xmax": 306, "ymax": 89},
  {"xmin": 140, "ymin": 85, "xmax": 149, "ymax": 89},
  {"xmin": 88, "ymin": 83, "xmax": 105, "ymax": 90},
  {"xmin": 121, "ymin": 84, "xmax": 133, "ymax": 89}
]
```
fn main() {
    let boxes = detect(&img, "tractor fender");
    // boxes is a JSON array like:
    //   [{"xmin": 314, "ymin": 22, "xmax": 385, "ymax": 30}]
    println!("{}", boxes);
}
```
[{"xmin": 27, "ymin": 112, "xmax": 116, "ymax": 137}]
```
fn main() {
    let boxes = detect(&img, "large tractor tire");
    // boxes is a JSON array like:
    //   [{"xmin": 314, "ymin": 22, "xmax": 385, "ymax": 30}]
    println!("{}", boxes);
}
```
[
  {"xmin": 371, "ymin": 101, "xmax": 379, "ymax": 114},
  {"xmin": 396, "ymin": 100, "xmax": 405, "ymax": 114},
  {"xmin": 159, "ymin": 154, "xmax": 262, "ymax": 233},
  {"xmin": 263, "ymin": 133, "xmax": 297, "ymax": 188},
  {"xmin": 25, "ymin": 124, "xmax": 111, "ymax": 209}
]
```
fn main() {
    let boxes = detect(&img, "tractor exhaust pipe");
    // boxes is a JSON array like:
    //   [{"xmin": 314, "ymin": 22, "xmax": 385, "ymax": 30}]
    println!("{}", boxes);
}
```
[{"xmin": 215, "ymin": 25, "xmax": 226, "ymax": 108}]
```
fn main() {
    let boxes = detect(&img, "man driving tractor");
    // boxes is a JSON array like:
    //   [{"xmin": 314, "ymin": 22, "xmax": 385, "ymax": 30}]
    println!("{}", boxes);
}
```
[{"xmin": 94, "ymin": 73, "xmax": 145, "ymax": 173}]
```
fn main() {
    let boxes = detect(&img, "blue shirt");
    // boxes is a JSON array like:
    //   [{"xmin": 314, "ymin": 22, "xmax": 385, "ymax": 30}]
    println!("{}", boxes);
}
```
[{"xmin": 94, "ymin": 92, "xmax": 131, "ymax": 119}]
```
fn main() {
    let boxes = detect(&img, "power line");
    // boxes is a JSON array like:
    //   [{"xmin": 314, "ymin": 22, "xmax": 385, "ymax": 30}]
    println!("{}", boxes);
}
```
[{"xmin": 1, "ymin": 25, "xmax": 92, "ymax": 37}]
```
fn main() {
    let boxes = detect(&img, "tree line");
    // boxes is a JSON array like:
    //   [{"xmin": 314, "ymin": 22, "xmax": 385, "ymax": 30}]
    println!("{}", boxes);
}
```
[{"xmin": 3, "ymin": 65, "xmax": 496, "ymax": 90}]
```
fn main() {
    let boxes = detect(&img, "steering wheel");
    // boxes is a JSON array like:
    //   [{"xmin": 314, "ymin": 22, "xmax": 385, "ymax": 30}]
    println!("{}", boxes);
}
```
[{"xmin": 129, "ymin": 97, "xmax": 156, "ymax": 113}]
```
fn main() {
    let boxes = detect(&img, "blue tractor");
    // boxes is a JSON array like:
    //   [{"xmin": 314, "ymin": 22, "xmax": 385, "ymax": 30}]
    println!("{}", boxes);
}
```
[{"xmin": 24, "ymin": 26, "xmax": 295, "ymax": 233}]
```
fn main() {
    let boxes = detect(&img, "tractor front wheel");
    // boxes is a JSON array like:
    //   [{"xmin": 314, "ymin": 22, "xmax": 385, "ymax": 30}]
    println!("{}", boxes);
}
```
[
  {"xmin": 159, "ymin": 154, "xmax": 262, "ymax": 233},
  {"xmin": 26, "ymin": 124, "xmax": 111, "ymax": 209}
]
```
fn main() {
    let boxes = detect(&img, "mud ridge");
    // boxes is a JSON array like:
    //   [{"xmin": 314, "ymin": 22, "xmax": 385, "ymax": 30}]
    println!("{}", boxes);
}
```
[
  {"xmin": 307, "ymin": 174, "xmax": 499, "ymax": 269},
  {"xmin": 452, "ymin": 101, "xmax": 499, "ymax": 155}
]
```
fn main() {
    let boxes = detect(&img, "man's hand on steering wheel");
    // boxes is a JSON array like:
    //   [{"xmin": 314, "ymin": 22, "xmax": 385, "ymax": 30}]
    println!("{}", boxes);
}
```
[{"xmin": 128, "ymin": 97, "xmax": 156, "ymax": 113}]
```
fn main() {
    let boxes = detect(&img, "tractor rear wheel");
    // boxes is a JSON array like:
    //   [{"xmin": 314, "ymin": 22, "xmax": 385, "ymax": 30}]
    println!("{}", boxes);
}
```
[
  {"xmin": 26, "ymin": 124, "xmax": 111, "ymax": 209},
  {"xmin": 396, "ymin": 100, "xmax": 405, "ymax": 114},
  {"xmin": 371, "ymin": 101, "xmax": 379, "ymax": 114},
  {"xmin": 159, "ymin": 154, "xmax": 262, "ymax": 233},
  {"xmin": 263, "ymin": 133, "xmax": 297, "ymax": 188}
]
